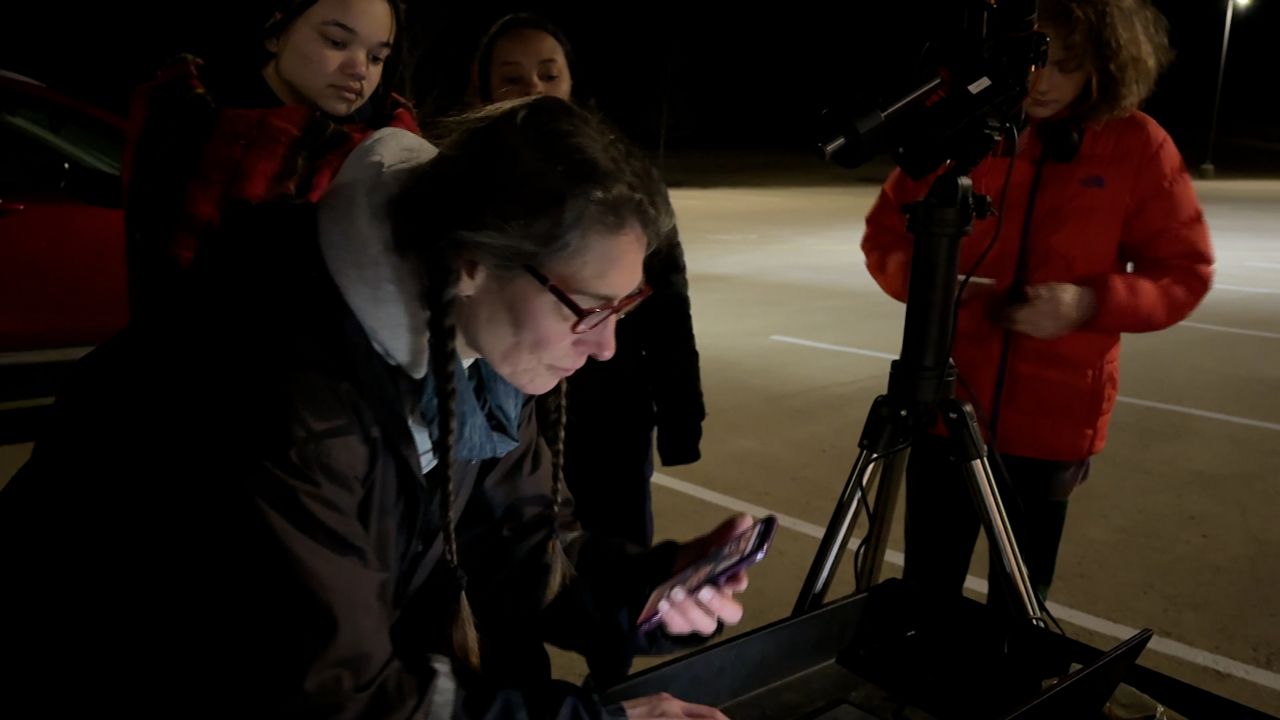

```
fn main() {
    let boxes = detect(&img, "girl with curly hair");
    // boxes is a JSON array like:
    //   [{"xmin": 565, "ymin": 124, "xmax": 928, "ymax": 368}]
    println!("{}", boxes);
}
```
[{"xmin": 861, "ymin": 0, "xmax": 1214, "ymax": 607}]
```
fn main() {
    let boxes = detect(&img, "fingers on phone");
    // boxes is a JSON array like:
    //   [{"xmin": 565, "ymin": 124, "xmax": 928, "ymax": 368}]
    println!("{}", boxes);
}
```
[
  {"xmin": 728, "ymin": 513, "xmax": 754, "ymax": 534},
  {"xmin": 664, "ymin": 597, "xmax": 720, "ymax": 635},
  {"xmin": 700, "ymin": 591, "xmax": 744, "ymax": 626},
  {"xmin": 660, "ymin": 611, "xmax": 695, "ymax": 636},
  {"xmin": 720, "ymin": 571, "xmax": 749, "ymax": 593},
  {"xmin": 690, "ymin": 585, "xmax": 743, "ymax": 627}
]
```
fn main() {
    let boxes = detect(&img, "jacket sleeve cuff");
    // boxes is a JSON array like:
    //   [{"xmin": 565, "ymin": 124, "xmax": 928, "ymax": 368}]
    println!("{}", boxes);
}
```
[{"xmin": 656, "ymin": 421, "xmax": 703, "ymax": 467}]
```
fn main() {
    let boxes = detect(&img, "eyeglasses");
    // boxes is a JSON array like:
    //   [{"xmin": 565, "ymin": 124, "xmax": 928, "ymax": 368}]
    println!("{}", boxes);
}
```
[{"xmin": 523, "ymin": 265, "xmax": 652, "ymax": 334}]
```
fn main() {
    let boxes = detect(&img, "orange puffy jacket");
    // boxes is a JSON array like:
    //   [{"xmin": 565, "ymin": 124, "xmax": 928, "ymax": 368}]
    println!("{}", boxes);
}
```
[{"xmin": 862, "ymin": 112, "xmax": 1213, "ymax": 461}]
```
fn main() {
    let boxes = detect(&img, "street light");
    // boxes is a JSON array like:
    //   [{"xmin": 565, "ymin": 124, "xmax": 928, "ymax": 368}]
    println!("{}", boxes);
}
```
[{"xmin": 1202, "ymin": 0, "xmax": 1251, "ymax": 178}]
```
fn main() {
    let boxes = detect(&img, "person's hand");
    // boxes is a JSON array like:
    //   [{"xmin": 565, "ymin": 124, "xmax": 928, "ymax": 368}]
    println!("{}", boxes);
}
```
[
  {"xmin": 1004, "ymin": 283, "xmax": 1096, "ymax": 339},
  {"xmin": 621, "ymin": 692, "xmax": 729, "ymax": 719},
  {"xmin": 660, "ymin": 514, "xmax": 753, "ymax": 636}
]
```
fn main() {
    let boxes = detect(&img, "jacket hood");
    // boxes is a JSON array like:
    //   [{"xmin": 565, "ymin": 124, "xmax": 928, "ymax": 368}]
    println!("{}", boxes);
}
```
[{"xmin": 318, "ymin": 127, "xmax": 440, "ymax": 379}]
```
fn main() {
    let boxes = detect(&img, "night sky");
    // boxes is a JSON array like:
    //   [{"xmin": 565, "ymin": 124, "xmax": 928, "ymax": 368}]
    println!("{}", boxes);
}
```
[{"xmin": 5, "ymin": 1, "xmax": 1276, "ymax": 174}]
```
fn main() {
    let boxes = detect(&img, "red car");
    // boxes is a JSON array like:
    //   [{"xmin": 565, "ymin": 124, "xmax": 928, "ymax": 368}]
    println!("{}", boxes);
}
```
[{"xmin": 0, "ymin": 71, "xmax": 129, "ymax": 355}]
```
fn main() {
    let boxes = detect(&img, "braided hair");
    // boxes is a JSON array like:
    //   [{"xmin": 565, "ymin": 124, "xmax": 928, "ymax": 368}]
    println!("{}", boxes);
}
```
[
  {"xmin": 534, "ymin": 379, "xmax": 574, "ymax": 604},
  {"xmin": 392, "ymin": 96, "xmax": 672, "ymax": 667},
  {"xmin": 420, "ymin": 258, "xmax": 481, "ymax": 668}
]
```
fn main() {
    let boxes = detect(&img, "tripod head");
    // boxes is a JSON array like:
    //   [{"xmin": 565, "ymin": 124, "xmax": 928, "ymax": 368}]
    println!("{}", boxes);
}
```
[
  {"xmin": 889, "ymin": 118, "xmax": 1003, "ymax": 408},
  {"xmin": 796, "ymin": 1, "xmax": 1053, "ymax": 627},
  {"xmin": 819, "ymin": 1, "xmax": 1046, "ymax": 409},
  {"xmin": 819, "ymin": 0, "xmax": 1047, "ymax": 180}
]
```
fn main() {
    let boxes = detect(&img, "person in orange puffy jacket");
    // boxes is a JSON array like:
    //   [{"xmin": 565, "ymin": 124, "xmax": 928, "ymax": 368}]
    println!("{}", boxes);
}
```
[
  {"xmin": 123, "ymin": 0, "xmax": 420, "ymax": 323},
  {"xmin": 861, "ymin": 0, "xmax": 1213, "ymax": 606}
]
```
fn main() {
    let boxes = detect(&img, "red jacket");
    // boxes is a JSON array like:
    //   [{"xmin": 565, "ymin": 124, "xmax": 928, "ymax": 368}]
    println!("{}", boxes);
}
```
[
  {"xmin": 123, "ymin": 56, "xmax": 420, "ymax": 316},
  {"xmin": 862, "ymin": 112, "xmax": 1213, "ymax": 461}
]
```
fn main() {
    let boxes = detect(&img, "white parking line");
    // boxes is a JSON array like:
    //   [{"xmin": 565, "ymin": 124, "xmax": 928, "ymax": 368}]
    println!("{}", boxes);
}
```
[
  {"xmin": 770, "ymin": 336, "xmax": 1280, "ymax": 433},
  {"xmin": 0, "ymin": 347, "xmax": 93, "ymax": 366},
  {"xmin": 652, "ymin": 472, "xmax": 1280, "ymax": 693},
  {"xmin": 1115, "ymin": 397, "xmax": 1280, "ymax": 432},
  {"xmin": 769, "ymin": 335, "xmax": 897, "ymax": 360},
  {"xmin": 1180, "ymin": 322, "xmax": 1280, "ymax": 339},
  {"xmin": 1215, "ymin": 284, "xmax": 1280, "ymax": 295},
  {"xmin": 0, "ymin": 397, "xmax": 54, "ymax": 412}
]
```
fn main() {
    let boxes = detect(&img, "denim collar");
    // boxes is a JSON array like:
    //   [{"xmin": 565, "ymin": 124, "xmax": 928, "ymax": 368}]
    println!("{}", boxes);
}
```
[{"xmin": 420, "ymin": 356, "xmax": 525, "ymax": 462}]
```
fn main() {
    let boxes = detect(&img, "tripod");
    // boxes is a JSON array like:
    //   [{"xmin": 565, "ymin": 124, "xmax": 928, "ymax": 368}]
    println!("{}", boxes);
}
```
[{"xmin": 793, "ymin": 140, "xmax": 1045, "ymax": 627}]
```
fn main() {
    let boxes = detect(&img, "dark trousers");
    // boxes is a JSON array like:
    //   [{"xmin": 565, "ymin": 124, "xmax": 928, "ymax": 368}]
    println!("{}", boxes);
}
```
[
  {"xmin": 562, "ymin": 358, "xmax": 657, "ymax": 687},
  {"xmin": 563, "ymin": 349, "xmax": 658, "ymax": 550},
  {"xmin": 902, "ymin": 433, "xmax": 1082, "ymax": 610},
  {"xmin": 563, "ymin": 425, "xmax": 654, "ymax": 689},
  {"xmin": 563, "ymin": 423, "xmax": 656, "ymax": 550}
]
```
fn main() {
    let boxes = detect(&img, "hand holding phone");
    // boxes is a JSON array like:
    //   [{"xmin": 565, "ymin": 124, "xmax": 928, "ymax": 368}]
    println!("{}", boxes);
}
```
[{"xmin": 637, "ymin": 515, "xmax": 776, "ymax": 635}]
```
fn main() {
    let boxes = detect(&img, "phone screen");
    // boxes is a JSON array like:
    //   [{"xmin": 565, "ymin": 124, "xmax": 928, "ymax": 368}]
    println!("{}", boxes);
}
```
[{"xmin": 637, "ymin": 516, "xmax": 776, "ymax": 631}]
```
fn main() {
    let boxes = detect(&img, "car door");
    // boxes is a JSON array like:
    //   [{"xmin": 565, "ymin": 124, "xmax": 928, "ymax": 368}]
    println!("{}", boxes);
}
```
[{"xmin": 0, "ymin": 91, "xmax": 128, "ymax": 352}]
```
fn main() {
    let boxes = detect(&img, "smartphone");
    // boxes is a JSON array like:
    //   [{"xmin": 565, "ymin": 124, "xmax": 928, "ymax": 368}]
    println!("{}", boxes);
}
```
[{"xmin": 636, "ymin": 515, "xmax": 778, "ymax": 633}]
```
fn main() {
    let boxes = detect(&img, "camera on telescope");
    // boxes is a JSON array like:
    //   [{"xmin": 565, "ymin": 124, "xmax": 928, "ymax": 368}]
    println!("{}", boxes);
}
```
[{"xmin": 819, "ymin": 0, "xmax": 1048, "ymax": 179}]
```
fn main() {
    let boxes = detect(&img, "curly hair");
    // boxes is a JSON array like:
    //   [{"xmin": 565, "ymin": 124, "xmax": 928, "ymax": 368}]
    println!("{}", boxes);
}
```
[{"xmin": 1038, "ymin": 0, "xmax": 1173, "ymax": 122}]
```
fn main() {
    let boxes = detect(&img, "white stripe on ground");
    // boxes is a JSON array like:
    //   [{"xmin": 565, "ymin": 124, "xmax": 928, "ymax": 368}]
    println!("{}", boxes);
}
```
[
  {"xmin": 0, "ymin": 347, "xmax": 93, "ymax": 366},
  {"xmin": 1245, "ymin": 262, "xmax": 1280, "ymax": 270},
  {"xmin": 0, "ymin": 397, "xmax": 55, "ymax": 412},
  {"xmin": 1181, "ymin": 322, "xmax": 1280, "ymax": 339},
  {"xmin": 652, "ymin": 472, "xmax": 1280, "ymax": 692},
  {"xmin": 1114, "ymin": 397, "xmax": 1280, "ymax": 432},
  {"xmin": 770, "ymin": 336, "xmax": 1280, "ymax": 433},
  {"xmin": 769, "ymin": 336, "xmax": 898, "ymax": 360},
  {"xmin": 1215, "ymin": 284, "xmax": 1280, "ymax": 295}
]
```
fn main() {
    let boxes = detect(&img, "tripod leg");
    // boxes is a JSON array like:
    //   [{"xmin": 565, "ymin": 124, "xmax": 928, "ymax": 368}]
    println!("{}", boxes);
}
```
[
  {"xmin": 793, "ymin": 448, "xmax": 879, "ymax": 615},
  {"xmin": 854, "ymin": 448, "xmax": 907, "ymax": 592},
  {"xmin": 941, "ymin": 399, "xmax": 1045, "ymax": 626}
]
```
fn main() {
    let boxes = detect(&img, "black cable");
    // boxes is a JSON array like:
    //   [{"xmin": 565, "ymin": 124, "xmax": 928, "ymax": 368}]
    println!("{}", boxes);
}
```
[
  {"xmin": 944, "ymin": 126, "xmax": 1036, "ymax": 544},
  {"xmin": 988, "ymin": 149, "xmax": 1049, "ymax": 440},
  {"xmin": 986, "ymin": 150, "xmax": 1069, "ymax": 637},
  {"xmin": 851, "ymin": 130, "xmax": 1023, "ymax": 597},
  {"xmin": 946, "ymin": 131, "xmax": 1069, "ymax": 637},
  {"xmin": 1039, "ymin": 595, "xmax": 1067, "ymax": 635},
  {"xmin": 850, "ymin": 445, "xmax": 911, "ymax": 576},
  {"xmin": 947, "ymin": 122, "xmax": 1020, "ymax": 361},
  {"xmin": 952, "ymin": 139, "xmax": 1050, "ymax": 525}
]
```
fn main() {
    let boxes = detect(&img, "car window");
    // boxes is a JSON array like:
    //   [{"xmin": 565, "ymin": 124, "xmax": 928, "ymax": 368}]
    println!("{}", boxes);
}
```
[
  {"xmin": 0, "ymin": 88, "xmax": 123, "ymax": 176},
  {"xmin": 0, "ymin": 124, "xmax": 74, "ymax": 194},
  {"xmin": 0, "ymin": 123, "xmax": 122, "ymax": 207}
]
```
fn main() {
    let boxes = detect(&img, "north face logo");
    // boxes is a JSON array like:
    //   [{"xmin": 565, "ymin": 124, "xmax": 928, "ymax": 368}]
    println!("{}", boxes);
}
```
[{"xmin": 1081, "ymin": 175, "xmax": 1106, "ymax": 188}]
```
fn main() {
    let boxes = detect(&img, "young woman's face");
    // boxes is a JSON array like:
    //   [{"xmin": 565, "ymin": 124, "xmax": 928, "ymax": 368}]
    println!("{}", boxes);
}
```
[
  {"xmin": 263, "ymin": 0, "xmax": 394, "ymax": 116},
  {"xmin": 454, "ymin": 225, "xmax": 647, "ymax": 396},
  {"xmin": 488, "ymin": 29, "xmax": 573, "ymax": 102},
  {"xmin": 1025, "ymin": 29, "xmax": 1090, "ymax": 119}
]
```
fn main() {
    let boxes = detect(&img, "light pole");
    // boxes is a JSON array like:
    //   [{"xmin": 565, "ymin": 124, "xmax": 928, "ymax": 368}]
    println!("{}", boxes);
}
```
[{"xmin": 1201, "ymin": 0, "xmax": 1250, "ymax": 179}]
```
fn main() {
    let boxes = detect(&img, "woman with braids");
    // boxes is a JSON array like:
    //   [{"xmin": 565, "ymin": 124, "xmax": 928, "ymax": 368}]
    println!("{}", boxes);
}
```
[
  {"xmin": 469, "ymin": 16, "xmax": 707, "ymax": 686},
  {"xmin": 861, "ymin": 0, "xmax": 1213, "ymax": 609},
  {"xmin": 472, "ymin": 12, "xmax": 706, "ymax": 549},
  {"xmin": 0, "ymin": 97, "xmax": 748, "ymax": 719},
  {"xmin": 124, "ymin": 0, "xmax": 419, "ymax": 322}
]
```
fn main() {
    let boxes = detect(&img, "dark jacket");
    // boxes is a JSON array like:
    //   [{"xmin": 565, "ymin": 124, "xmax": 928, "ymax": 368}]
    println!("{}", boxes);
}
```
[
  {"xmin": 0, "ymin": 204, "xmax": 693, "ymax": 719},
  {"xmin": 565, "ymin": 207, "xmax": 705, "ymax": 469}
]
